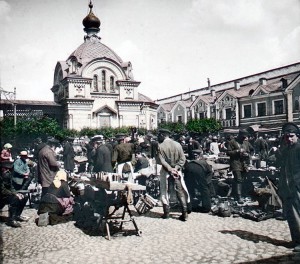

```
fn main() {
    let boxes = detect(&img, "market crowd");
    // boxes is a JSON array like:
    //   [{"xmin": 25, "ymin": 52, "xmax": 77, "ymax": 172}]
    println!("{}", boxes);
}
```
[{"xmin": 1, "ymin": 122, "xmax": 300, "ymax": 252}]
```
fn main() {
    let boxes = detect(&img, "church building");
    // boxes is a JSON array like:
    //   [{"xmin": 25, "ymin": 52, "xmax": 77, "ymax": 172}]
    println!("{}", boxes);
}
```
[{"xmin": 51, "ymin": 1, "xmax": 158, "ymax": 131}]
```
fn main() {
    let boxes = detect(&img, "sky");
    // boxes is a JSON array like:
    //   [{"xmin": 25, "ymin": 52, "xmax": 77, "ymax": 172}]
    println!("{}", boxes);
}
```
[{"xmin": 0, "ymin": 0, "xmax": 300, "ymax": 102}]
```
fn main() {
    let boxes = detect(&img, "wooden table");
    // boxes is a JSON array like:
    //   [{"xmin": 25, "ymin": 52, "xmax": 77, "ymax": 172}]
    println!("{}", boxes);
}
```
[{"xmin": 89, "ymin": 180, "xmax": 145, "ymax": 240}]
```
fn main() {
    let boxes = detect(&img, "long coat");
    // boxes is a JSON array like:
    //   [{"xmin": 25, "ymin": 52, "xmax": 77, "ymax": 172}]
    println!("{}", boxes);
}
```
[
  {"xmin": 63, "ymin": 142, "xmax": 75, "ymax": 172},
  {"xmin": 37, "ymin": 144, "xmax": 59, "ymax": 188},
  {"xmin": 226, "ymin": 138, "xmax": 244, "ymax": 172},
  {"xmin": 93, "ymin": 144, "xmax": 113, "ymax": 173},
  {"xmin": 277, "ymin": 141, "xmax": 300, "ymax": 244}
]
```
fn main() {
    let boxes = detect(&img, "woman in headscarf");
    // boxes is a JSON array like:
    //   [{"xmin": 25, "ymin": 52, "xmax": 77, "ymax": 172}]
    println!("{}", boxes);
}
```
[{"xmin": 37, "ymin": 169, "xmax": 74, "ymax": 225}]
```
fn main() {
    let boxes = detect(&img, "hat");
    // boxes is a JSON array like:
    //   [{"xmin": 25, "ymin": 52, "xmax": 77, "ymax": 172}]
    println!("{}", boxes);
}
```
[
  {"xmin": 47, "ymin": 137, "xmax": 59, "ymax": 145},
  {"xmin": 19, "ymin": 151, "xmax": 28, "ymax": 156},
  {"xmin": 282, "ymin": 122, "xmax": 300, "ymax": 134},
  {"xmin": 3, "ymin": 143, "xmax": 12, "ymax": 149},
  {"xmin": 212, "ymin": 136, "xmax": 218, "ymax": 140},
  {"xmin": 158, "ymin": 129, "xmax": 172, "ymax": 135},
  {"xmin": 238, "ymin": 129, "xmax": 249, "ymax": 137}
]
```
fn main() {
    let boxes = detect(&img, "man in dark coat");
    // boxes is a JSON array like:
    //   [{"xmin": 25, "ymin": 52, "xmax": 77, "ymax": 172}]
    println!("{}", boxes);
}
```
[
  {"xmin": 0, "ymin": 171, "xmax": 29, "ymax": 227},
  {"xmin": 112, "ymin": 136, "xmax": 135, "ymax": 175},
  {"xmin": 92, "ymin": 139, "xmax": 113, "ymax": 173},
  {"xmin": 226, "ymin": 129, "xmax": 249, "ymax": 203},
  {"xmin": 276, "ymin": 122, "xmax": 300, "ymax": 252},
  {"xmin": 184, "ymin": 150, "xmax": 213, "ymax": 213},
  {"xmin": 63, "ymin": 137, "xmax": 75, "ymax": 173},
  {"xmin": 37, "ymin": 137, "xmax": 60, "ymax": 197}
]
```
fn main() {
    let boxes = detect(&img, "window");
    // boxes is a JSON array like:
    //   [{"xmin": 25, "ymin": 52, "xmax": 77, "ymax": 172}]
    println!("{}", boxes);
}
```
[
  {"xmin": 177, "ymin": 115, "xmax": 182, "ymax": 123},
  {"xmin": 110, "ymin": 76, "xmax": 114, "ymax": 92},
  {"xmin": 102, "ymin": 70, "xmax": 106, "ymax": 92},
  {"xmin": 243, "ymin": 105, "xmax": 252, "ymax": 118},
  {"xmin": 93, "ymin": 75, "xmax": 98, "ymax": 92},
  {"xmin": 257, "ymin": 102, "xmax": 266, "ymax": 117},
  {"xmin": 225, "ymin": 108, "xmax": 232, "ymax": 120},
  {"xmin": 274, "ymin": 100, "xmax": 284, "ymax": 115},
  {"xmin": 71, "ymin": 60, "xmax": 76, "ymax": 73},
  {"xmin": 295, "ymin": 99, "xmax": 299, "ymax": 111},
  {"xmin": 199, "ymin": 112, "xmax": 205, "ymax": 119}
]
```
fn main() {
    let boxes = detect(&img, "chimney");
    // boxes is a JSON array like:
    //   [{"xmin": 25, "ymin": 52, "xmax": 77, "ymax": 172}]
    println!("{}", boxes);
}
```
[
  {"xmin": 234, "ymin": 80, "xmax": 240, "ymax": 90},
  {"xmin": 207, "ymin": 78, "xmax": 211, "ymax": 90},
  {"xmin": 211, "ymin": 88, "xmax": 216, "ymax": 97},
  {"xmin": 259, "ymin": 78, "xmax": 267, "ymax": 85},
  {"xmin": 281, "ymin": 78, "xmax": 288, "ymax": 89},
  {"xmin": 191, "ymin": 94, "xmax": 195, "ymax": 101}
]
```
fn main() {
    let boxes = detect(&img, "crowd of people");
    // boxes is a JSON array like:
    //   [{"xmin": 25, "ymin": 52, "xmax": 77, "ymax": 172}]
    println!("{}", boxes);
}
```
[{"xmin": 1, "ymin": 122, "xmax": 300, "ymax": 252}]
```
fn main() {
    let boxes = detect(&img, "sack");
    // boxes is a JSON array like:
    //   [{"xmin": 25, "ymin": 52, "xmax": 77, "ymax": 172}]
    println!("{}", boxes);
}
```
[
  {"xmin": 38, "ymin": 212, "xmax": 49, "ymax": 227},
  {"xmin": 218, "ymin": 200, "xmax": 232, "ymax": 217}
]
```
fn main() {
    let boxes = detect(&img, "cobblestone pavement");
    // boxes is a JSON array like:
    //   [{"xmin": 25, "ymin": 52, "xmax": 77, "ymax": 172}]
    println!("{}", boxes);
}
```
[{"xmin": 1, "ymin": 205, "xmax": 300, "ymax": 264}]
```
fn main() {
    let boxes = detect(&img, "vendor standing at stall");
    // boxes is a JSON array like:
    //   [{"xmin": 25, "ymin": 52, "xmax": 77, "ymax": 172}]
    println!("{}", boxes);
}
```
[{"xmin": 226, "ymin": 129, "xmax": 249, "ymax": 204}]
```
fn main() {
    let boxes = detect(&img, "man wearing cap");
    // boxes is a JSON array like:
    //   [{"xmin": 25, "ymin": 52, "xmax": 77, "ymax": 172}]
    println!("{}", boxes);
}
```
[
  {"xmin": 12, "ymin": 151, "xmax": 31, "ymax": 191},
  {"xmin": 277, "ymin": 122, "xmax": 300, "ymax": 252},
  {"xmin": 226, "ymin": 129, "xmax": 250, "ymax": 204},
  {"xmin": 37, "ymin": 137, "xmax": 60, "ymax": 197},
  {"xmin": 184, "ymin": 149, "xmax": 213, "ymax": 213},
  {"xmin": 209, "ymin": 136, "xmax": 220, "ymax": 156},
  {"xmin": 92, "ymin": 138, "xmax": 113, "ymax": 173},
  {"xmin": 157, "ymin": 129, "xmax": 189, "ymax": 221},
  {"xmin": 112, "ymin": 136, "xmax": 135, "ymax": 176},
  {"xmin": 63, "ymin": 137, "xmax": 75, "ymax": 173}
]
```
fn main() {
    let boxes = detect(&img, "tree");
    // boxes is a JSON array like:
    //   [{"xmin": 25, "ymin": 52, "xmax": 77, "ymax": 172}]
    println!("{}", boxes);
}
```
[
  {"xmin": 186, "ymin": 118, "xmax": 222, "ymax": 134},
  {"xmin": 158, "ymin": 121, "xmax": 186, "ymax": 134}
]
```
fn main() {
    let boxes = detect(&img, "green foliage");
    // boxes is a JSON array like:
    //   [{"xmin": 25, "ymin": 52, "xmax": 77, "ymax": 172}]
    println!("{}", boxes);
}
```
[
  {"xmin": 186, "ymin": 118, "xmax": 222, "ymax": 134},
  {"xmin": 158, "ymin": 122, "xmax": 186, "ymax": 134}
]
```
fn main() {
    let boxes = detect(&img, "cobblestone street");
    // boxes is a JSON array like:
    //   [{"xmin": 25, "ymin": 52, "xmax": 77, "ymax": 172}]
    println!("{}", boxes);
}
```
[{"xmin": 1, "ymin": 205, "xmax": 300, "ymax": 264}]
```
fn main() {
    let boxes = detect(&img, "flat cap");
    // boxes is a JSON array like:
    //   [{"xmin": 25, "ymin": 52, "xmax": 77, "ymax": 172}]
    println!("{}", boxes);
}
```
[
  {"xmin": 158, "ymin": 129, "xmax": 172, "ymax": 135},
  {"xmin": 238, "ymin": 129, "xmax": 249, "ymax": 137},
  {"xmin": 282, "ymin": 122, "xmax": 300, "ymax": 134},
  {"xmin": 19, "ymin": 151, "xmax": 28, "ymax": 156},
  {"xmin": 47, "ymin": 137, "xmax": 59, "ymax": 144}
]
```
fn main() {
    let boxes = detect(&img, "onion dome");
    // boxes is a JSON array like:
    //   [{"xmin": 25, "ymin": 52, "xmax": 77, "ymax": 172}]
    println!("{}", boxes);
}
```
[{"xmin": 82, "ymin": 1, "xmax": 100, "ymax": 35}]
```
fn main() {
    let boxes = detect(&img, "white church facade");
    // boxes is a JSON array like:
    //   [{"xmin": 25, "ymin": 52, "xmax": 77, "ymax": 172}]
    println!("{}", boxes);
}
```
[{"xmin": 51, "ymin": 1, "xmax": 158, "ymax": 131}]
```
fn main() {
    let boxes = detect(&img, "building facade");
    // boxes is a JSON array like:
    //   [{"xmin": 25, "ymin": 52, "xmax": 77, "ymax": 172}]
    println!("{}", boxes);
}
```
[
  {"xmin": 51, "ymin": 1, "xmax": 158, "ymax": 131},
  {"xmin": 156, "ymin": 63, "xmax": 300, "ymax": 133}
]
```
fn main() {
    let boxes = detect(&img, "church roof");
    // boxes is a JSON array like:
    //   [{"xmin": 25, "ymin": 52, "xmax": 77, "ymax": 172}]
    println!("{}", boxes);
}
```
[{"xmin": 69, "ymin": 40, "xmax": 123, "ymax": 66}]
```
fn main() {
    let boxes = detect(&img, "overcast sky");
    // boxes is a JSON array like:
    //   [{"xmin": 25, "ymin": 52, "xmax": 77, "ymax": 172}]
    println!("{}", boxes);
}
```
[{"xmin": 0, "ymin": 0, "xmax": 300, "ymax": 101}]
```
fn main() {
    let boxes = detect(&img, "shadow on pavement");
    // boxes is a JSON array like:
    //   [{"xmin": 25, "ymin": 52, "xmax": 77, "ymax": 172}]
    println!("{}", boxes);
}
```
[
  {"xmin": 220, "ymin": 229, "xmax": 300, "ymax": 263},
  {"xmin": 240, "ymin": 253, "xmax": 300, "ymax": 264},
  {"xmin": 220, "ymin": 229, "xmax": 293, "ymax": 248}
]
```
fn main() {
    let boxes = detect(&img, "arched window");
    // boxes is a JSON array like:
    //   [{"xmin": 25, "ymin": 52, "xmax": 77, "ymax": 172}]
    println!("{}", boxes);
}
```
[
  {"xmin": 110, "ymin": 76, "xmax": 114, "ymax": 92},
  {"xmin": 93, "ymin": 75, "xmax": 98, "ymax": 92},
  {"xmin": 295, "ymin": 99, "xmax": 299, "ymax": 111},
  {"xmin": 102, "ymin": 70, "xmax": 106, "ymax": 92}
]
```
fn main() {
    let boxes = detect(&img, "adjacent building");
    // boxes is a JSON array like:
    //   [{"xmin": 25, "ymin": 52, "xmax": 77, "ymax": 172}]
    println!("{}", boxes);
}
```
[{"xmin": 156, "ymin": 62, "xmax": 300, "ymax": 133}]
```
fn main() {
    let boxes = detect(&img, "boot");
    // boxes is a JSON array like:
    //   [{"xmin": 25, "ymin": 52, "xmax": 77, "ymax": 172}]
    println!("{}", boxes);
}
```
[
  {"xmin": 236, "ymin": 183, "xmax": 244, "ymax": 204},
  {"xmin": 7, "ymin": 207, "xmax": 21, "ymax": 228},
  {"xmin": 161, "ymin": 204, "xmax": 170, "ymax": 219},
  {"xmin": 179, "ymin": 210, "xmax": 188, "ymax": 221},
  {"xmin": 177, "ymin": 188, "xmax": 188, "ymax": 221}
]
